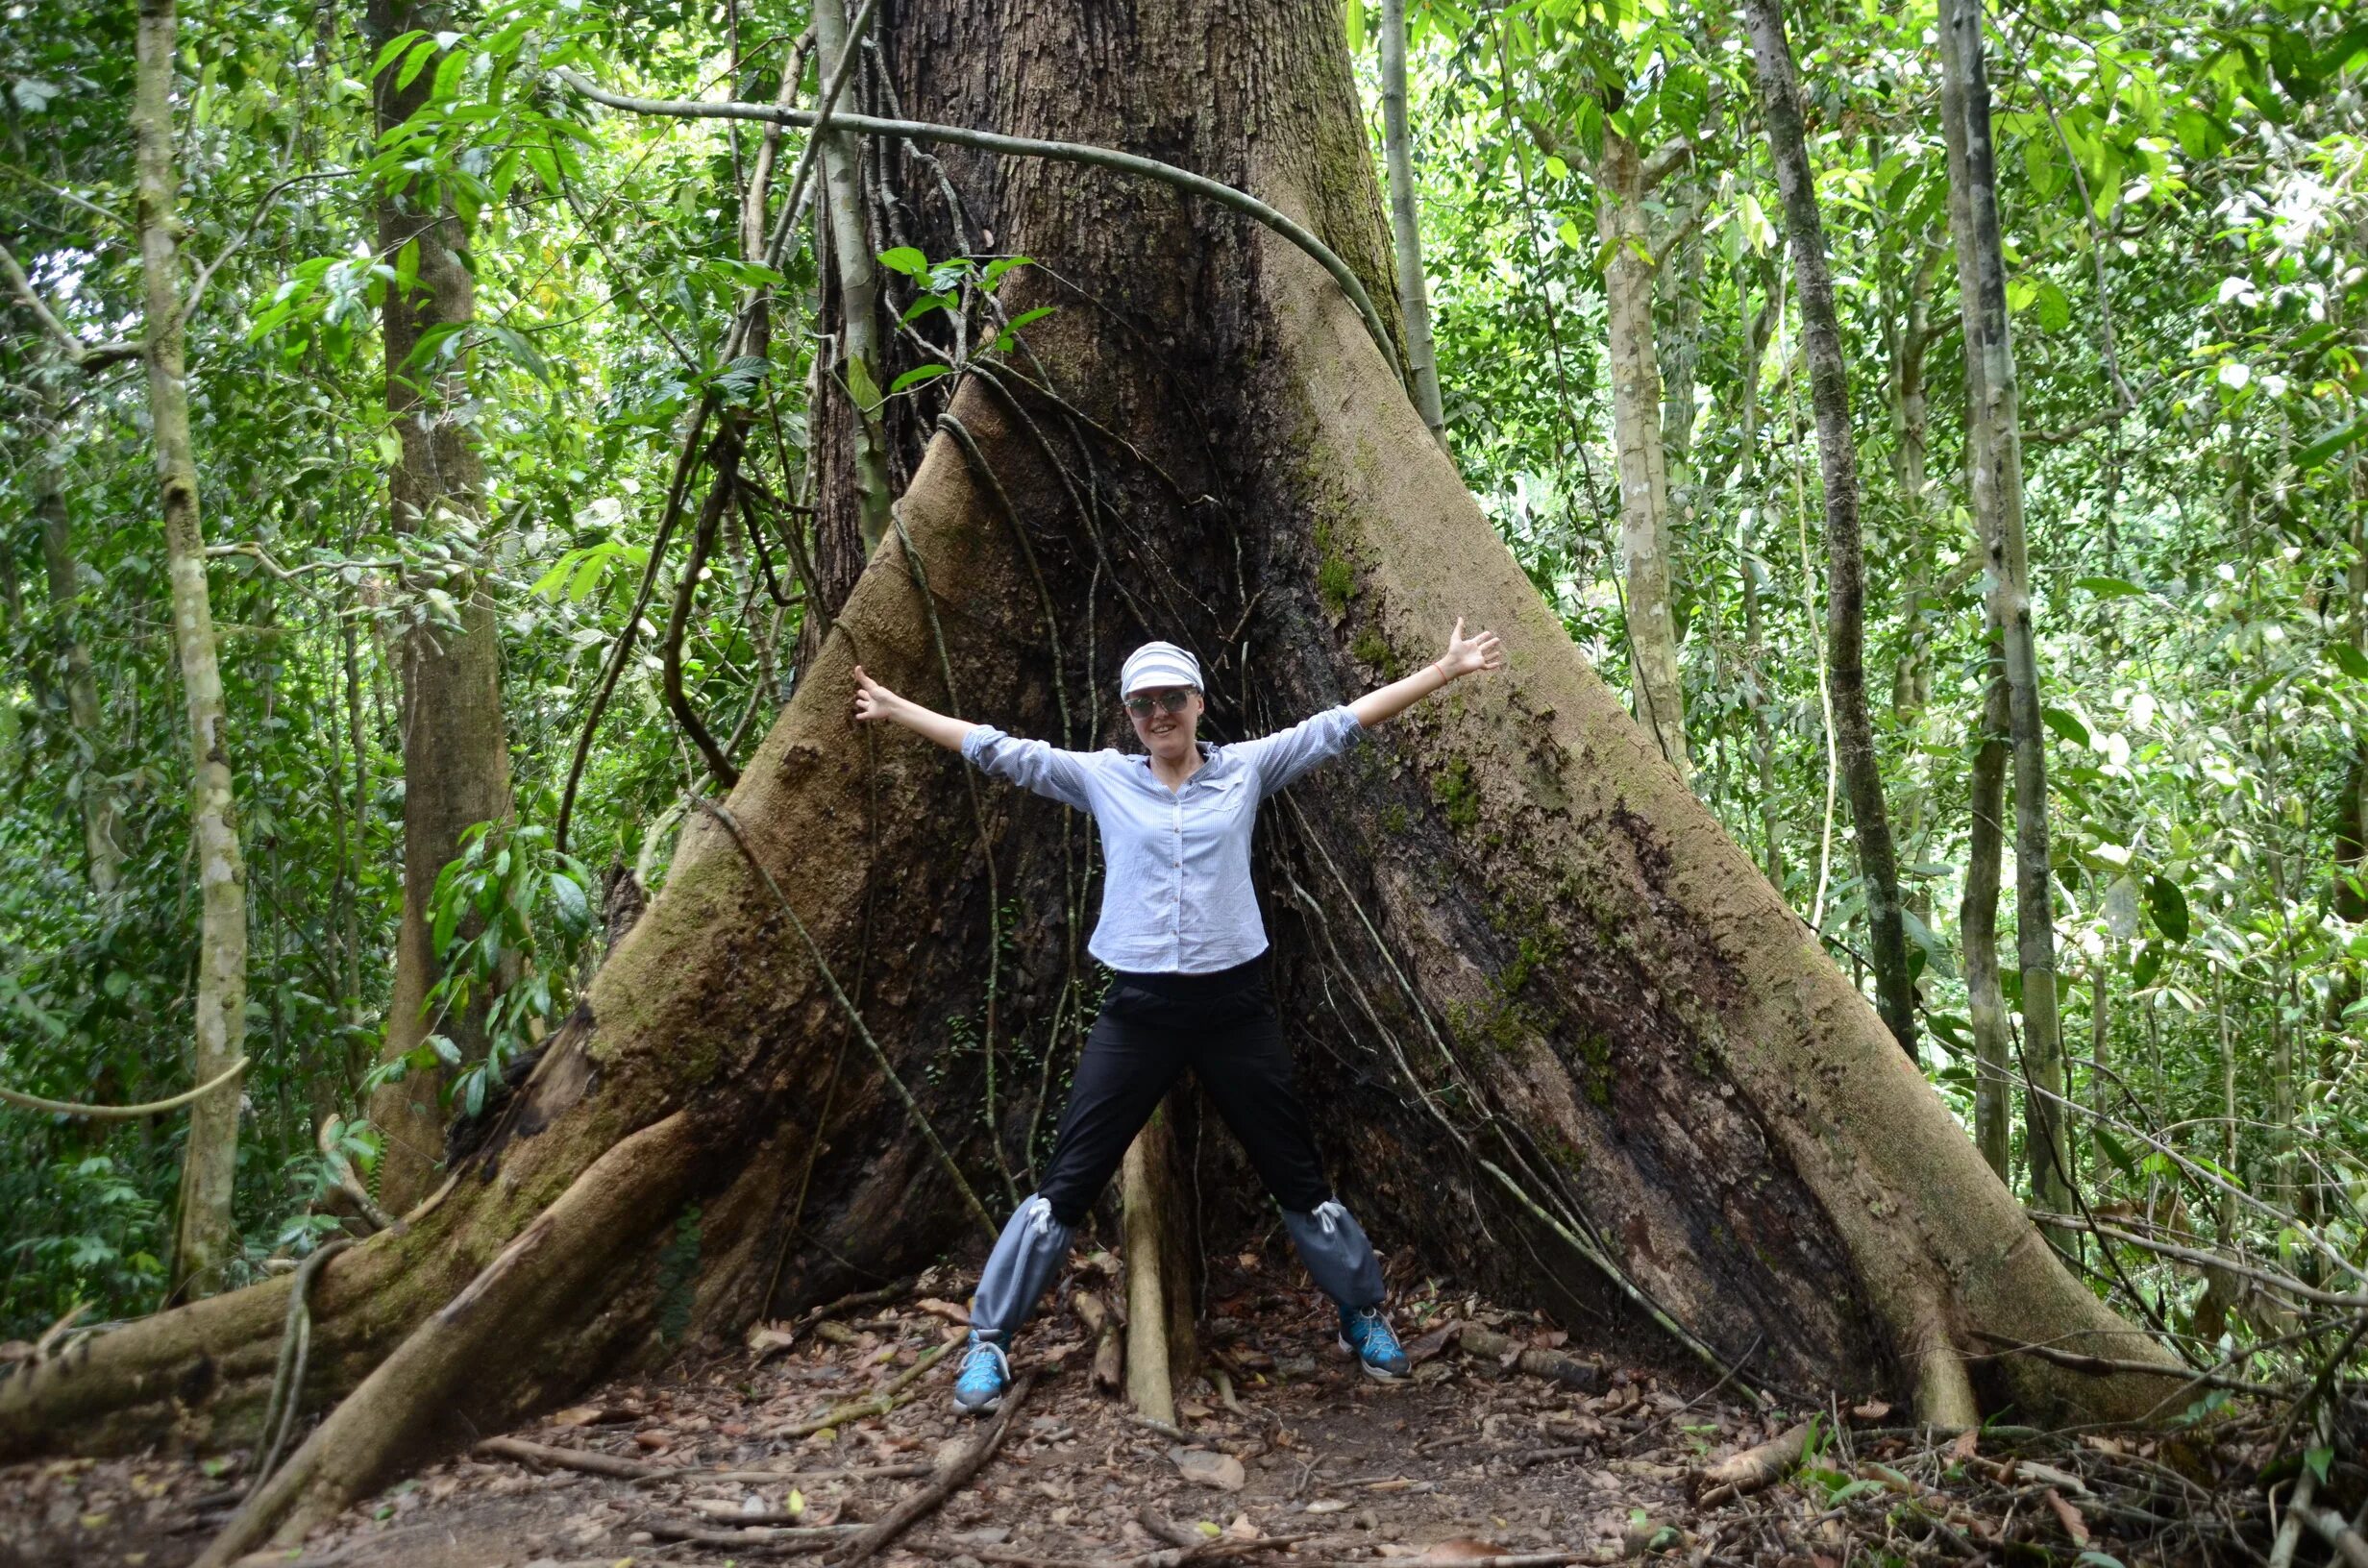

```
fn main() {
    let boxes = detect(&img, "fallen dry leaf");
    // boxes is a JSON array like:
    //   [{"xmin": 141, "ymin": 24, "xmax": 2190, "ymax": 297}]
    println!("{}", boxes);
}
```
[
  {"xmin": 1171, "ymin": 1448, "xmax": 1246, "ymax": 1491},
  {"xmin": 2044, "ymin": 1486, "xmax": 2090, "ymax": 1547},
  {"xmin": 1418, "ymin": 1537, "xmax": 1505, "ymax": 1562},
  {"xmin": 1850, "ymin": 1400, "xmax": 1891, "ymax": 1421},
  {"xmin": 1947, "ymin": 1429, "xmax": 1979, "ymax": 1463},
  {"xmin": 916, "ymin": 1297, "xmax": 972, "ymax": 1326}
]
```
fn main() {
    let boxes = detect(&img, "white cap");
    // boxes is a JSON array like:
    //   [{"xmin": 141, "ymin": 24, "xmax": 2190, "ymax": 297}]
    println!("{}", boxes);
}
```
[{"xmin": 1119, "ymin": 641, "xmax": 1201, "ymax": 697}]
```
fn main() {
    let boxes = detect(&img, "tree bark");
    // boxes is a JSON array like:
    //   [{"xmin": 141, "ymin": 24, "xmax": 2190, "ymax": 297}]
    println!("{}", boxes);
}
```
[
  {"xmin": 4, "ymin": 5, "xmax": 2177, "ymax": 1546},
  {"xmin": 361, "ymin": 0, "xmax": 519, "ymax": 1214},
  {"xmin": 1937, "ymin": 0, "xmax": 2071, "ymax": 1224},
  {"xmin": 812, "ymin": 0, "xmax": 892, "ymax": 552},
  {"xmin": 35, "ymin": 414, "xmax": 122, "ymax": 899},
  {"xmin": 1742, "ymin": 0, "xmax": 1917, "ymax": 1059},
  {"xmin": 1379, "ymin": 0, "xmax": 1446, "ymax": 450},
  {"xmin": 1595, "ymin": 133, "xmax": 1690, "ymax": 782},
  {"xmin": 1734, "ymin": 284, "xmax": 1784, "ymax": 893},
  {"xmin": 136, "ymin": 0, "xmax": 248, "ymax": 1303},
  {"xmin": 1962, "ymin": 673, "xmax": 2011, "ymax": 1182}
]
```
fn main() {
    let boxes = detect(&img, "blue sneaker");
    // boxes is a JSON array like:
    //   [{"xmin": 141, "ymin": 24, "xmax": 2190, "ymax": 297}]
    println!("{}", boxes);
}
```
[
  {"xmin": 952, "ymin": 1333, "xmax": 1011, "ymax": 1414},
  {"xmin": 1337, "ymin": 1305, "xmax": 1411, "ymax": 1380}
]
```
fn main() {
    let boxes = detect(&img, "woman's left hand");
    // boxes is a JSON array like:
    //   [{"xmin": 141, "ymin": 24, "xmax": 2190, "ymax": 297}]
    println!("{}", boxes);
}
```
[{"xmin": 1440, "ymin": 617, "xmax": 1506, "ymax": 680}]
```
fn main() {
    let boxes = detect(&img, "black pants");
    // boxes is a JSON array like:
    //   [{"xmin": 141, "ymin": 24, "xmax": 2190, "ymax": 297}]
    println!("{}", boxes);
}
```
[{"xmin": 1038, "ymin": 955, "xmax": 1331, "ymax": 1226}]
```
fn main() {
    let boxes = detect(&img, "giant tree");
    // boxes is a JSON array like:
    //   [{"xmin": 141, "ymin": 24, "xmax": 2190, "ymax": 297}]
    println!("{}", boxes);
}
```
[{"xmin": 2, "ymin": 4, "xmax": 2173, "ymax": 1558}]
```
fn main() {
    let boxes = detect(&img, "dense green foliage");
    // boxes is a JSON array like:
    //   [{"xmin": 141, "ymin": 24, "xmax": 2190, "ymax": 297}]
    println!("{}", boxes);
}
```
[{"xmin": 1, "ymin": 0, "xmax": 2362, "ymax": 1409}]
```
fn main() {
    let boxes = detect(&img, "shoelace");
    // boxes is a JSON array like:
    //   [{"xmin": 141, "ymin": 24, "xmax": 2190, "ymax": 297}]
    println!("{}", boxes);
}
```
[
  {"xmin": 959, "ymin": 1337, "xmax": 1010, "ymax": 1385},
  {"xmin": 1348, "ymin": 1309, "xmax": 1400, "ymax": 1355}
]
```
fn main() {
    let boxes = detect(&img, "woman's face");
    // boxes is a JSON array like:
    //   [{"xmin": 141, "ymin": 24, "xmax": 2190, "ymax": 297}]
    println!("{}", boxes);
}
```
[{"xmin": 1124, "ymin": 686, "xmax": 1203, "ymax": 763}]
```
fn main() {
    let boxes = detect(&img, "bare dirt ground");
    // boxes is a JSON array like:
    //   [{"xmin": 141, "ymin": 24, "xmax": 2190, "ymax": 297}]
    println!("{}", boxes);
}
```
[{"xmin": 0, "ymin": 1250, "xmax": 2305, "ymax": 1568}]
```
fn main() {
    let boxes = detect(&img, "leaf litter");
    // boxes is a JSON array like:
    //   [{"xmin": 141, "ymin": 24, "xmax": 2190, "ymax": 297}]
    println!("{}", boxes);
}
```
[{"xmin": 0, "ymin": 1248, "xmax": 2317, "ymax": 1567}]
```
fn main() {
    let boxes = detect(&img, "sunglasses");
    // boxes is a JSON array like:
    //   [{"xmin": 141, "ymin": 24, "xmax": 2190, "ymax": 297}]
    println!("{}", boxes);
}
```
[{"xmin": 1122, "ymin": 689, "xmax": 1196, "ymax": 718}]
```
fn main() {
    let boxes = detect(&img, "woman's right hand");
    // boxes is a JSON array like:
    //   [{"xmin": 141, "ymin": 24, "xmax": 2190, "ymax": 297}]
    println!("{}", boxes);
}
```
[{"xmin": 851, "ymin": 665, "xmax": 899, "ymax": 723}]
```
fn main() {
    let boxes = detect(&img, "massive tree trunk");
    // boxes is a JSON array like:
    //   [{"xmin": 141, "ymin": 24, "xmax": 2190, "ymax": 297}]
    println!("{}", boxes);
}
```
[
  {"xmin": 136, "ymin": 0, "xmax": 249, "ymax": 1303},
  {"xmin": 1938, "ymin": 0, "xmax": 2072, "ymax": 1225},
  {"xmin": 2, "ymin": 1, "xmax": 2175, "ymax": 1551},
  {"xmin": 1743, "ymin": 0, "xmax": 1918, "ymax": 1059},
  {"xmin": 361, "ymin": 0, "xmax": 519, "ymax": 1213}
]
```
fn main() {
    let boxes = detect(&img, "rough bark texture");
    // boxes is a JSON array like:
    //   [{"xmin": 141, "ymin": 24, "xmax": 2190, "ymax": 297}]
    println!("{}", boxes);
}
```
[
  {"xmin": 1743, "ymin": 0, "xmax": 1917, "ymax": 1059},
  {"xmin": 137, "ymin": 0, "xmax": 248, "ymax": 1302},
  {"xmin": 363, "ymin": 0, "xmax": 520, "ymax": 1214},
  {"xmin": 1938, "ymin": 0, "xmax": 2071, "ymax": 1221},
  {"xmin": 36, "ymin": 419, "xmax": 122, "ymax": 898},
  {"xmin": 1594, "ymin": 134, "xmax": 1690, "ymax": 782},
  {"xmin": 1379, "ymin": 0, "xmax": 1446, "ymax": 449},
  {"xmin": 1, "ymin": 2, "xmax": 2178, "ymax": 1537}
]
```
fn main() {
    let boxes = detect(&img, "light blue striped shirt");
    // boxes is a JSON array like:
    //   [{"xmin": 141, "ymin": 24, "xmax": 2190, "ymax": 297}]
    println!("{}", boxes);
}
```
[{"xmin": 961, "ymin": 707, "xmax": 1366, "ymax": 974}]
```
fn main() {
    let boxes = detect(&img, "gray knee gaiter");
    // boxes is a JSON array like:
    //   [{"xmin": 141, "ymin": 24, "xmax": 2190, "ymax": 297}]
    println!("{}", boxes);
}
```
[
  {"xmin": 1282, "ymin": 1198, "xmax": 1385, "ymax": 1311},
  {"xmin": 968, "ymin": 1194, "xmax": 1075, "ymax": 1342}
]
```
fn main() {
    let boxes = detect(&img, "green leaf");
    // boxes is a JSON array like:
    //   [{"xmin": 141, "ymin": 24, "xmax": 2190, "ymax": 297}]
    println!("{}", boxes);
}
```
[
  {"xmin": 2306, "ymin": 1445, "xmax": 2333, "ymax": 1484},
  {"xmin": 876, "ymin": 245, "xmax": 930, "ymax": 278},
  {"xmin": 2331, "ymin": 642, "xmax": 2368, "ymax": 681},
  {"xmin": 844, "ymin": 355, "xmax": 883, "ymax": 412},
  {"xmin": 888, "ymin": 362, "xmax": 952, "ymax": 394},
  {"xmin": 393, "ymin": 237, "xmax": 421, "ymax": 298},
  {"xmin": 2171, "ymin": 109, "xmax": 2223, "ymax": 158},
  {"xmin": 2035, "ymin": 280, "xmax": 2072, "ymax": 333},
  {"xmin": 396, "ymin": 37, "xmax": 440, "ymax": 91},
  {"xmin": 1344, "ymin": 0, "xmax": 1365, "ymax": 53},
  {"xmin": 2131, "ymin": 943, "xmax": 2162, "ymax": 990},
  {"xmin": 431, "ymin": 47, "xmax": 471, "ymax": 105},
  {"xmin": 900, "ymin": 291, "xmax": 957, "ymax": 324},
  {"xmin": 2147, "ymin": 873, "xmax": 2189, "ymax": 943},
  {"xmin": 980, "ymin": 255, "xmax": 1034, "ymax": 288},
  {"xmin": 2296, "ymin": 419, "xmax": 2367, "ymax": 472},
  {"xmin": 549, "ymin": 870, "xmax": 590, "ymax": 937},
  {"xmin": 2041, "ymin": 706, "xmax": 2090, "ymax": 747},
  {"xmin": 1000, "ymin": 305, "xmax": 1056, "ymax": 333},
  {"xmin": 371, "ymin": 29, "xmax": 431, "ymax": 79},
  {"xmin": 2076, "ymin": 576, "xmax": 2147, "ymax": 599}
]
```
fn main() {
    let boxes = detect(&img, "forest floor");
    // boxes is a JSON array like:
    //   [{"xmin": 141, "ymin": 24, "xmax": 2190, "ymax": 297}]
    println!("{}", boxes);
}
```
[{"xmin": 1, "ymin": 1249, "xmax": 2298, "ymax": 1568}]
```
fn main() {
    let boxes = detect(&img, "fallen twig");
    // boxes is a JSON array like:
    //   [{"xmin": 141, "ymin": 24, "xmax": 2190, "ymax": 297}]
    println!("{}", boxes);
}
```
[
  {"xmin": 1457, "ymin": 1327, "xmax": 1603, "ymax": 1391},
  {"xmin": 774, "ymin": 1335, "xmax": 957, "ymax": 1438},
  {"xmin": 1693, "ymin": 1421, "xmax": 1812, "ymax": 1507},
  {"xmin": 829, "ymin": 1369, "xmax": 1037, "ymax": 1566},
  {"xmin": 477, "ymin": 1434, "xmax": 668, "ymax": 1481}
]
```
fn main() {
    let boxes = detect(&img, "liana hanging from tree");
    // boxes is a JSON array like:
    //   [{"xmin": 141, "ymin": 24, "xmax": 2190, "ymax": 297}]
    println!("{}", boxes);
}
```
[{"xmin": 852, "ymin": 618, "xmax": 1508, "ymax": 1413}]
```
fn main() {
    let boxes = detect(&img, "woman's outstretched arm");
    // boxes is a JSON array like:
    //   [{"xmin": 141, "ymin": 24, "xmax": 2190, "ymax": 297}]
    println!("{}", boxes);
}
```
[
  {"xmin": 851, "ymin": 665, "xmax": 974, "ymax": 749},
  {"xmin": 1349, "ymin": 617, "xmax": 1506, "ymax": 728},
  {"xmin": 856, "ymin": 665, "xmax": 1095, "ymax": 809}
]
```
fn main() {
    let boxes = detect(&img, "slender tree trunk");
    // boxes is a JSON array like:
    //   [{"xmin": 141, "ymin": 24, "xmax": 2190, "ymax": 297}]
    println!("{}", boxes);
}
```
[
  {"xmin": 35, "ymin": 418, "xmax": 122, "ymax": 898},
  {"xmin": 361, "ymin": 0, "xmax": 519, "ymax": 1214},
  {"xmin": 1742, "ymin": 0, "xmax": 1917, "ymax": 1058},
  {"xmin": 6, "ymin": 12, "xmax": 2177, "ymax": 1550},
  {"xmin": 1938, "ymin": 0, "xmax": 2070, "ymax": 1224},
  {"xmin": 1735, "ymin": 286, "xmax": 1784, "ymax": 892},
  {"xmin": 1595, "ymin": 134, "xmax": 1690, "ymax": 781},
  {"xmin": 1119, "ymin": 1108, "xmax": 1196, "ymax": 1423},
  {"xmin": 1962, "ymin": 676, "xmax": 2011, "ymax": 1181},
  {"xmin": 812, "ymin": 0, "xmax": 892, "ymax": 552},
  {"xmin": 1379, "ymin": 0, "xmax": 1445, "ymax": 449},
  {"xmin": 136, "ymin": 0, "xmax": 248, "ymax": 1302}
]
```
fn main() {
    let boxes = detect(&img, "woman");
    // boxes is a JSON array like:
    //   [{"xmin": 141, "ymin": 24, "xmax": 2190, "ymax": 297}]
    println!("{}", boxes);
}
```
[{"xmin": 851, "ymin": 619, "xmax": 1506, "ymax": 1413}]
